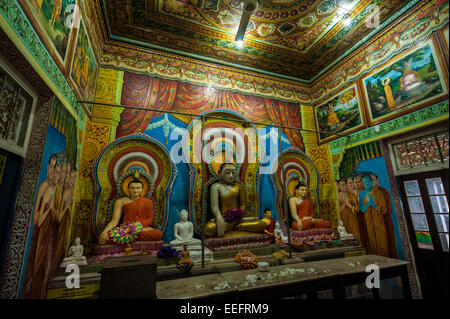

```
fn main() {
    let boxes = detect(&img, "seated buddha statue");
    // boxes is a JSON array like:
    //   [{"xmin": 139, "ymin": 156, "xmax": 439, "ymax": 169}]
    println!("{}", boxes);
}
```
[
  {"xmin": 204, "ymin": 163, "xmax": 266, "ymax": 238},
  {"xmin": 59, "ymin": 237, "xmax": 87, "ymax": 268},
  {"xmin": 260, "ymin": 208, "xmax": 275, "ymax": 238},
  {"xmin": 98, "ymin": 177, "xmax": 163, "ymax": 245},
  {"xmin": 169, "ymin": 209, "xmax": 201, "ymax": 250},
  {"xmin": 288, "ymin": 183, "xmax": 332, "ymax": 231}
]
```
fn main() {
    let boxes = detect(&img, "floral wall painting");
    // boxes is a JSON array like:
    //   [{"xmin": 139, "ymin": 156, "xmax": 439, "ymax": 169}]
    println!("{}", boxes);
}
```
[
  {"xmin": 27, "ymin": 0, "xmax": 77, "ymax": 64},
  {"xmin": 362, "ymin": 39, "xmax": 448, "ymax": 125},
  {"xmin": 70, "ymin": 15, "xmax": 98, "ymax": 108},
  {"xmin": 314, "ymin": 84, "xmax": 365, "ymax": 144}
]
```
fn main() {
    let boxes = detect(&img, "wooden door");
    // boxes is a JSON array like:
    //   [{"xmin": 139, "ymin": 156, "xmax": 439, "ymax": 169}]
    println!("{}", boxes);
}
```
[{"xmin": 399, "ymin": 169, "xmax": 449, "ymax": 299}]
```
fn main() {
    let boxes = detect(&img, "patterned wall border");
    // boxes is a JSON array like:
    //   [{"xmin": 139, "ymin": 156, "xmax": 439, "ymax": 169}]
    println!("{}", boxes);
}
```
[
  {"xmin": 0, "ymin": 96, "xmax": 53, "ymax": 299},
  {"xmin": 0, "ymin": 0, "xmax": 86, "ymax": 129},
  {"xmin": 100, "ymin": 42, "xmax": 312, "ymax": 104}
]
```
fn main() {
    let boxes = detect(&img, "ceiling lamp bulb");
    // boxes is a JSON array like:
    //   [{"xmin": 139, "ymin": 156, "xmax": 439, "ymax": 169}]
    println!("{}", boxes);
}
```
[{"xmin": 236, "ymin": 40, "xmax": 243, "ymax": 48}]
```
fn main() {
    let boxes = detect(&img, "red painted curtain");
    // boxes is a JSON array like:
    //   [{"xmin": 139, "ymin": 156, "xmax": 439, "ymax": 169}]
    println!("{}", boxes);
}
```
[{"xmin": 117, "ymin": 72, "xmax": 304, "ymax": 150}]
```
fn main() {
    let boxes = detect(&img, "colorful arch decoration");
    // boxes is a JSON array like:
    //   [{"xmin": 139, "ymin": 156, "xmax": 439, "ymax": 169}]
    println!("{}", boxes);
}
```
[
  {"xmin": 92, "ymin": 133, "xmax": 176, "ymax": 235},
  {"xmin": 270, "ymin": 147, "xmax": 321, "ymax": 221},
  {"xmin": 182, "ymin": 110, "xmax": 261, "ymax": 233}
]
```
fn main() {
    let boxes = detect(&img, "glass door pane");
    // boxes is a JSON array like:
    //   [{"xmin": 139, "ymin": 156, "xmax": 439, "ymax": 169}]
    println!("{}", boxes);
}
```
[
  {"xmin": 439, "ymin": 233, "xmax": 449, "ymax": 252},
  {"xmin": 411, "ymin": 214, "xmax": 430, "ymax": 231},
  {"xmin": 415, "ymin": 231, "xmax": 434, "ymax": 250},
  {"xmin": 405, "ymin": 180, "xmax": 421, "ymax": 196},
  {"xmin": 426, "ymin": 178, "xmax": 445, "ymax": 195},
  {"xmin": 435, "ymin": 214, "xmax": 449, "ymax": 232},
  {"xmin": 426, "ymin": 177, "xmax": 449, "ymax": 252},
  {"xmin": 407, "ymin": 197, "xmax": 425, "ymax": 213}
]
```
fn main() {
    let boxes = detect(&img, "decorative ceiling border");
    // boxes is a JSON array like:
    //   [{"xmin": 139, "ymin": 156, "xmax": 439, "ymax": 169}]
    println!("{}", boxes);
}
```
[
  {"xmin": 100, "ymin": 40, "xmax": 312, "ymax": 104},
  {"xmin": 0, "ymin": 0, "xmax": 86, "ymax": 129}
]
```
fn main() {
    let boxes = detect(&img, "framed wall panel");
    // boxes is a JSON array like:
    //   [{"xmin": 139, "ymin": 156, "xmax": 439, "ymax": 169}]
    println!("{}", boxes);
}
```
[
  {"xmin": 362, "ymin": 38, "xmax": 448, "ymax": 126},
  {"xmin": 314, "ymin": 82, "xmax": 366, "ymax": 144}
]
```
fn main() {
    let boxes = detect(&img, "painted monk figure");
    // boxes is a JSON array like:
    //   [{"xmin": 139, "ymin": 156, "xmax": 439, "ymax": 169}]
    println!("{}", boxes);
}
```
[
  {"xmin": 23, "ymin": 161, "xmax": 62, "ymax": 298},
  {"xmin": 22, "ymin": 155, "xmax": 57, "ymax": 298},
  {"xmin": 289, "ymin": 183, "xmax": 331, "ymax": 231},
  {"xmin": 338, "ymin": 179, "xmax": 361, "ymax": 243},
  {"xmin": 53, "ymin": 166, "xmax": 78, "ymax": 270},
  {"xmin": 98, "ymin": 178, "xmax": 163, "ymax": 245},
  {"xmin": 359, "ymin": 176, "xmax": 390, "ymax": 257},
  {"xmin": 370, "ymin": 173, "xmax": 397, "ymax": 258}
]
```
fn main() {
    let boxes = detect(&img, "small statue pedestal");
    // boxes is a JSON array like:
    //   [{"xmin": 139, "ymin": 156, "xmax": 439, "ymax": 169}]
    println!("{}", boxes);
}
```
[
  {"xmin": 170, "ymin": 242, "xmax": 214, "ymax": 264},
  {"xmin": 204, "ymin": 231, "xmax": 272, "ymax": 251}
]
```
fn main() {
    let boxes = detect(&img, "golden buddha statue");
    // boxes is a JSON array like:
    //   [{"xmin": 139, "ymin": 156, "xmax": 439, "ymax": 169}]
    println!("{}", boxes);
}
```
[
  {"xmin": 260, "ymin": 208, "xmax": 275, "ymax": 238},
  {"xmin": 204, "ymin": 163, "xmax": 266, "ymax": 238}
]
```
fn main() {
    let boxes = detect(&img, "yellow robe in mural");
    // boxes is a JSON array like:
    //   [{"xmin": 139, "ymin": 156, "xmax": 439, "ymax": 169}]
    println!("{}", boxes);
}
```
[
  {"xmin": 339, "ymin": 191, "xmax": 361, "ymax": 243},
  {"xmin": 361, "ymin": 188, "xmax": 390, "ymax": 257}
]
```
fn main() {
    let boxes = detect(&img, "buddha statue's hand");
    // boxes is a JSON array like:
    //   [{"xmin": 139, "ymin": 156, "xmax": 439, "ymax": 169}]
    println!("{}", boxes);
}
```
[
  {"xmin": 216, "ymin": 214, "xmax": 226, "ymax": 237},
  {"xmin": 99, "ymin": 231, "xmax": 109, "ymax": 245}
]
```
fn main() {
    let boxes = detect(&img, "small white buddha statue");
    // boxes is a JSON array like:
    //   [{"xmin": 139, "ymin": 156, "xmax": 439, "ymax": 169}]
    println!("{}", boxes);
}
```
[
  {"xmin": 274, "ymin": 221, "xmax": 288, "ymax": 243},
  {"xmin": 170, "ymin": 209, "xmax": 214, "ymax": 264},
  {"xmin": 170, "ymin": 209, "xmax": 201, "ymax": 250},
  {"xmin": 59, "ymin": 237, "xmax": 88, "ymax": 268},
  {"xmin": 337, "ymin": 220, "xmax": 354, "ymax": 239}
]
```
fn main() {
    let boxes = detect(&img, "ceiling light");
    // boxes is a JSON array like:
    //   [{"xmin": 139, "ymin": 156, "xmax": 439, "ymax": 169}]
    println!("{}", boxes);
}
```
[{"xmin": 236, "ymin": 40, "xmax": 243, "ymax": 48}]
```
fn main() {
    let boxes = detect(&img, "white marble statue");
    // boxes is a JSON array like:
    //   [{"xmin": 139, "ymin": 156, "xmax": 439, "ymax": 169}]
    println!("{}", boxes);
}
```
[
  {"xmin": 337, "ymin": 220, "xmax": 354, "ymax": 239},
  {"xmin": 170, "ymin": 209, "xmax": 201, "ymax": 250},
  {"xmin": 169, "ymin": 209, "xmax": 213, "ymax": 263},
  {"xmin": 59, "ymin": 237, "xmax": 88, "ymax": 268},
  {"xmin": 274, "ymin": 221, "xmax": 288, "ymax": 243}
]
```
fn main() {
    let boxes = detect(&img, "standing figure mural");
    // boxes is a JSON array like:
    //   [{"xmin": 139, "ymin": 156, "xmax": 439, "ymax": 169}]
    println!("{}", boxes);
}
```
[
  {"xmin": 359, "ymin": 176, "xmax": 390, "ymax": 257},
  {"xmin": 21, "ymin": 99, "xmax": 79, "ymax": 298},
  {"xmin": 338, "ymin": 179, "xmax": 361, "ymax": 243},
  {"xmin": 337, "ymin": 144, "xmax": 402, "ymax": 259}
]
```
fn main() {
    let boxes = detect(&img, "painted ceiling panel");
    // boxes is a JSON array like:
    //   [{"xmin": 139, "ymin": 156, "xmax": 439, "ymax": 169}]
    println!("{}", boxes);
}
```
[{"xmin": 100, "ymin": 0, "xmax": 415, "ymax": 81}]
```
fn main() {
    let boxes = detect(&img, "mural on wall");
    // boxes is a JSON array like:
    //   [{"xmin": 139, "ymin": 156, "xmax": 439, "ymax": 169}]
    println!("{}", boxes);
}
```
[
  {"xmin": 21, "ymin": 98, "xmax": 78, "ymax": 299},
  {"xmin": 337, "ymin": 143, "xmax": 403, "ymax": 260},
  {"xmin": 27, "ymin": 0, "xmax": 77, "ymax": 64},
  {"xmin": 315, "ymin": 84, "xmax": 365, "ymax": 143},
  {"xmin": 70, "ymin": 15, "xmax": 98, "ymax": 108},
  {"xmin": 363, "ymin": 39, "xmax": 448, "ymax": 125}
]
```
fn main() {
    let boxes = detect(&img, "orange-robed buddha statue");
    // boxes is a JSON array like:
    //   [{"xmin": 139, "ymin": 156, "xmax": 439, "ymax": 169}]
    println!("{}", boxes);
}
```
[
  {"xmin": 98, "ymin": 178, "xmax": 163, "ymax": 245},
  {"xmin": 204, "ymin": 163, "xmax": 266, "ymax": 238},
  {"xmin": 288, "ymin": 183, "xmax": 332, "ymax": 231}
]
